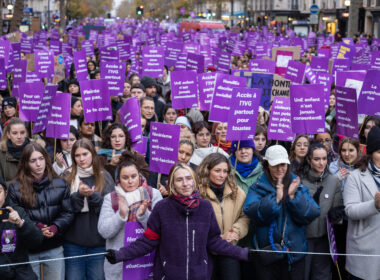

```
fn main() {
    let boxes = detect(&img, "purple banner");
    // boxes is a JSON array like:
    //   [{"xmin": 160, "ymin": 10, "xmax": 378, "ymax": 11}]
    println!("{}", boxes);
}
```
[
  {"xmin": 120, "ymin": 97, "xmax": 143, "ymax": 143},
  {"xmin": 267, "ymin": 97, "xmax": 295, "ymax": 142},
  {"xmin": 310, "ymin": 56, "xmax": 329, "ymax": 73},
  {"xmin": 73, "ymin": 49, "xmax": 89, "ymax": 81},
  {"xmin": 209, "ymin": 73, "xmax": 246, "ymax": 122},
  {"xmin": 141, "ymin": 46, "xmax": 164, "ymax": 78},
  {"xmin": 285, "ymin": 60, "xmax": 305, "ymax": 84},
  {"xmin": 32, "ymin": 85, "xmax": 57, "ymax": 134},
  {"xmin": 170, "ymin": 70, "xmax": 198, "ymax": 109},
  {"xmin": 335, "ymin": 86, "xmax": 359, "ymax": 139},
  {"xmin": 80, "ymin": 79, "xmax": 112, "ymax": 122},
  {"xmin": 35, "ymin": 50, "xmax": 54, "ymax": 78},
  {"xmin": 217, "ymin": 51, "xmax": 231, "ymax": 73},
  {"xmin": 164, "ymin": 42, "xmax": 183, "ymax": 67},
  {"xmin": 358, "ymin": 70, "xmax": 380, "ymax": 117},
  {"xmin": 337, "ymin": 44, "xmax": 355, "ymax": 61},
  {"xmin": 12, "ymin": 60, "xmax": 27, "ymax": 98},
  {"xmin": 149, "ymin": 122, "xmax": 180, "ymax": 175},
  {"xmin": 81, "ymin": 40, "xmax": 95, "ymax": 58},
  {"xmin": 305, "ymin": 65, "xmax": 317, "ymax": 84},
  {"xmin": 19, "ymin": 82, "xmax": 44, "ymax": 122},
  {"xmin": 0, "ymin": 40, "xmax": 11, "ymax": 67},
  {"xmin": 198, "ymin": 72, "xmax": 217, "ymax": 111},
  {"xmin": 132, "ymin": 137, "xmax": 148, "ymax": 156},
  {"xmin": 0, "ymin": 58, "xmax": 6, "ymax": 89},
  {"xmin": 290, "ymin": 84, "xmax": 325, "ymax": 134},
  {"xmin": 226, "ymin": 88, "xmax": 261, "ymax": 141},
  {"xmin": 122, "ymin": 222, "xmax": 154, "ymax": 280},
  {"xmin": 326, "ymin": 216, "xmax": 338, "ymax": 265},
  {"xmin": 186, "ymin": 53, "xmax": 204, "ymax": 73},
  {"xmin": 249, "ymin": 59, "xmax": 275, "ymax": 74},
  {"xmin": 46, "ymin": 93, "xmax": 71, "ymax": 139},
  {"xmin": 100, "ymin": 48, "xmax": 119, "ymax": 63},
  {"xmin": 316, "ymin": 73, "xmax": 333, "ymax": 109},
  {"xmin": 331, "ymin": 59, "xmax": 351, "ymax": 77},
  {"xmin": 100, "ymin": 61, "xmax": 126, "ymax": 97}
]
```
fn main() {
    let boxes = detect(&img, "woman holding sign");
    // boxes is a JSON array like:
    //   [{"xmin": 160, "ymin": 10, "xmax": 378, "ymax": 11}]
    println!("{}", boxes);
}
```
[
  {"xmin": 344, "ymin": 126, "xmax": 380, "ymax": 280},
  {"xmin": 64, "ymin": 138, "xmax": 115, "ymax": 280},
  {"xmin": 105, "ymin": 163, "xmax": 255, "ymax": 280},
  {"xmin": 299, "ymin": 143, "xmax": 342, "ymax": 280},
  {"xmin": 244, "ymin": 145, "xmax": 320, "ymax": 279},
  {"xmin": 211, "ymin": 122, "xmax": 231, "ymax": 154},
  {"xmin": 98, "ymin": 160, "xmax": 162, "ymax": 280},
  {"xmin": 197, "ymin": 153, "xmax": 250, "ymax": 280}
]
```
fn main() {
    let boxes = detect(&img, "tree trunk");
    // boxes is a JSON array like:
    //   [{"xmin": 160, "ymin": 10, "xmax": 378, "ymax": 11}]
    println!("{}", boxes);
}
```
[
  {"xmin": 0, "ymin": 0, "xmax": 3, "ymax": 35},
  {"xmin": 230, "ymin": 0, "xmax": 234, "ymax": 26},
  {"xmin": 243, "ymin": 0, "xmax": 247, "ymax": 28},
  {"xmin": 216, "ymin": 0, "xmax": 222, "ymax": 20},
  {"xmin": 9, "ymin": 0, "xmax": 23, "ymax": 33},
  {"xmin": 60, "ymin": 0, "xmax": 66, "ymax": 30}
]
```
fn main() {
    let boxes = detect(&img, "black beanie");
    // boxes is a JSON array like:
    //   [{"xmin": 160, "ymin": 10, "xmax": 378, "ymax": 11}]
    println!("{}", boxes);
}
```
[
  {"xmin": 140, "ymin": 76, "xmax": 157, "ymax": 88},
  {"xmin": 367, "ymin": 126, "xmax": 380, "ymax": 155},
  {"xmin": 2, "ymin": 96, "xmax": 17, "ymax": 109}
]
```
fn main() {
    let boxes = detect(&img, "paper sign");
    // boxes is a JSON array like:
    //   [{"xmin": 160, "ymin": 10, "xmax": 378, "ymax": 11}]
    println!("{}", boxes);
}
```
[
  {"xmin": 119, "ymin": 97, "xmax": 143, "ymax": 143},
  {"xmin": 335, "ymin": 86, "xmax": 359, "ymax": 138},
  {"xmin": 267, "ymin": 97, "xmax": 295, "ymax": 142},
  {"xmin": 170, "ymin": 70, "xmax": 198, "ymax": 109},
  {"xmin": 46, "ymin": 92, "xmax": 71, "ymax": 139}
]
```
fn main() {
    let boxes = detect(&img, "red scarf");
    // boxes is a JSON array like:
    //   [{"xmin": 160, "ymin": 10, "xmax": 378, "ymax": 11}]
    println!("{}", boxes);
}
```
[{"xmin": 172, "ymin": 190, "xmax": 200, "ymax": 209}]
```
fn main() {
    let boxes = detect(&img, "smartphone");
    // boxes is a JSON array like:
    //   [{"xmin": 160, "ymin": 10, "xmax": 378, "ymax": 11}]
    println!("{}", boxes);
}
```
[{"xmin": 0, "ymin": 208, "xmax": 10, "ymax": 220}]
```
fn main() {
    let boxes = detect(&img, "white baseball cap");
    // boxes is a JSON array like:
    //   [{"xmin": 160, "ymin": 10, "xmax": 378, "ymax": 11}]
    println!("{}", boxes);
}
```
[{"xmin": 264, "ymin": 145, "xmax": 290, "ymax": 166}]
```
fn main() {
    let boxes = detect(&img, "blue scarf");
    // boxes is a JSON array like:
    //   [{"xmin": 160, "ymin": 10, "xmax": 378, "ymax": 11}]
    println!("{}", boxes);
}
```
[
  {"xmin": 97, "ymin": 148, "xmax": 123, "ymax": 160},
  {"xmin": 230, "ymin": 155, "xmax": 259, "ymax": 178}
]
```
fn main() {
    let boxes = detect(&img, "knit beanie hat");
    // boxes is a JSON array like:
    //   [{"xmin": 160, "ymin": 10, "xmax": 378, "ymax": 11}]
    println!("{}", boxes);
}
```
[
  {"xmin": 2, "ymin": 96, "xmax": 17, "ymax": 109},
  {"xmin": 367, "ymin": 126, "xmax": 380, "ymax": 155},
  {"xmin": 140, "ymin": 76, "xmax": 157, "ymax": 88},
  {"xmin": 231, "ymin": 140, "xmax": 255, "ymax": 155}
]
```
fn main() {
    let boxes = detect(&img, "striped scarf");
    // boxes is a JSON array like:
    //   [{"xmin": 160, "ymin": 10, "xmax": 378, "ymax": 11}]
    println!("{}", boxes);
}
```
[{"xmin": 172, "ymin": 190, "xmax": 200, "ymax": 209}]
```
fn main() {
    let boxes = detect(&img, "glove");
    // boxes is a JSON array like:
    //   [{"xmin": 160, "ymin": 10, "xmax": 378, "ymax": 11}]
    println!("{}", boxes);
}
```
[
  {"xmin": 312, "ymin": 186, "xmax": 324, "ymax": 205},
  {"xmin": 105, "ymin": 249, "xmax": 117, "ymax": 264},
  {"xmin": 248, "ymin": 248, "xmax": 256, "ymax": 261},
  {"xmin": 328, "ymin": 206, "xmax": 345, "ymax": 224}
]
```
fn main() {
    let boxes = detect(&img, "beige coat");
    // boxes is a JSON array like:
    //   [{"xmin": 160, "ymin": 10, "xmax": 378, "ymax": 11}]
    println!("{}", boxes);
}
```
[{"xmin": 203, "ymin": 183, "xmax": 250, "ymax": 244}]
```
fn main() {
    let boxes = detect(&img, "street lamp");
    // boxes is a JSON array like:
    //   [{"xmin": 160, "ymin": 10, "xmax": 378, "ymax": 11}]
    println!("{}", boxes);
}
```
[
  {"xmin": 7, "ymin": 4, "xmax": 13, "ymax": 10},
  {"xmin": 344, "ymin": 0, "xmax": 350, "ymax": 6}
]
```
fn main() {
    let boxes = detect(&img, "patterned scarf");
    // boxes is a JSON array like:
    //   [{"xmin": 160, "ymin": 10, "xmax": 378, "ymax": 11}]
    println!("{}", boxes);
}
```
[
  {"xmin": 368, "ymin": 161, "xmax": 380, "ymax": 189},
  {"xmin": 172, "ymin": 190, "xmax": 200, "ymax": 209}
]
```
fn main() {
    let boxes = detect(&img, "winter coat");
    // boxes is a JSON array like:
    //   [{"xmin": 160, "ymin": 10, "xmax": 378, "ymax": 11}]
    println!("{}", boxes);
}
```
[
  {"xmin": 7, "ymin": 177, "xmax": 74, "ymax": 253},
  {"xmin": 244, "ymin": 173, "xmax": 320, "ymax": 263},
  {"xmin": 329, "ymin": 159, "xmax": 356, "ymax": 196},
  {"xmin": 64, "ymin": 171, "xmax": 115, "ymax": 248},
  {"xmin": 344, "ymin": 169, "xmax": 380, "ymax": 280},
  {"xmin": 0, "ymin": 150, "xmax": 19, "ymax": 185},
  {"xmin": 98, "ymin": 188, "xmax": 162, "ymax": 280},
  {"xmin": 113, "ymin": 197, "xmax": 249, "ymax": 280},
  {"xmin": 233, "ymin": 162, "xmax": 263, "ymax": 194},
  {"xmin": 301, "ymin": 169, "xmax": 342, "ymax": 238},
  {"xmin": 0, "ymin": 204, "xmax": 44, "ymax": 280},
  {"xmin": 202, "ymin": 183, "xmax": 249, "ymax": 244}
]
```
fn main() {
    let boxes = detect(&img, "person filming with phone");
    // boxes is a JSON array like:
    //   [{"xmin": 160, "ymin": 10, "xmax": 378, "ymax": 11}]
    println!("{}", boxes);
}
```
[{"xmin": 0, "ymin": 176, "xmax": 44, "ymax": 280}]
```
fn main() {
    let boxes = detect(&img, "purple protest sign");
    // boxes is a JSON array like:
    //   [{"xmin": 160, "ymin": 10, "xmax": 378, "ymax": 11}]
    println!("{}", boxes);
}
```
[
  {"xmin": 80, "ymin": 79, "xmax": 112, "ymax": 122},
  {"xmin": 46, "ymin": 92, "xmax": 71, "ymax": 139},
  {"xmin": 251, "ymin": 73, "xmax": 274, "ymax": 110},
  {"xmin": 249, "ymin": 59, "xmax": 275, "ymax": 73},
  {"xmin": 132, "ymin": 137, "xmax": 148, "ymax": 155},
  {"xmin": 209, "ymin": 73, "xmax": 246, "ymax": 122},
  {"xmin": 226, "ymin": 88, "xmax": 261, "ymax": 140},
  {"xmin": 49, "ymin": 40, "xmax": 62, "ymax": 56},
  {"xmin": 35, "ymin": 50, "xmax": 54, "ymax": 78},
  {"xmin": 331, "ymin": 59, "xmax": 351, "ymax": 77},
  {"xmin": 122, "ymin": 222, "xmax": 154, "ymax": 280},
  {"xmin": 310, "ymin": 56, "xmax": 329, "ymax": 73},
  {"xmin": 318, "ymin": 48, "xmax": 330, "ymax": 58},
  {"xmin": 19, "ymin": 82, "xmax": 44, "ymax": 122},
  {"xmin": 0, "ymin": 58, "xmax": 6, "ymax": 89},
  {"xmin": 141, "ymin": 46, "xmax": 164, "ymax": 78},
  {"xmin": 0, "ymin": 40, "xmax": 11, "ymax": 67},
  {"xmin": 32, "ymin": 85, "xmax": 57, "ymax": 134},
  {"xmin": 336, "ymin": 70, "xmax": 367, "ymax": 100},
  {"xmin": 149, "ymin": 122, "xmax": 180, "ymax": 175},
  {"xmin": 217, "ymin": 52, "xmax": 231, "ymax": 73},
  {"xmin": 12, "ymin": 60, "xmax": 27, "ymax": 98},
  {"xmin": 316, "ymin": 73, "xmax": 334, "ymax": 109},
  {"xmin": 275, "ymin": 50, "xmax": 293, "ymax": 77},
  {"xmin": 337, "ymin": 44, "xmax": 355, "ymax": 61},
  {"xmin": 100, "ymin": 48, "xmax": 119, "ymax": 63},
  {"xmin": 326, "ymin": 216, "xmax": 338, "ymax": 265},
  {"xmin": 170, "ymin": 70, "xmax": 198, "ymax": 109},
  {"xmin": 198, "ymin": 72, "xmax": 217, "ymax": 111},
  {"xmin": 73, "ymin": 50, "xmax": 89, "ymax": 81},
  {"xmin": 81, "ymin": 40, "xmax": 95, "ymax": 58},
  {"xmin": 267, "ymin": 97, "xmax": 295, "ymax": 142},
  {"xmin": 285, "ymin": 60, "xmax": 305, "ymax": 84},
  {"xmin": 358, "ymin": 70, "xmax": 380, "ymax": 117},
  {"xmin": 186, "ymin": 53, "xmax": 204, "ymax": 73},
  {"xmin": 305, "ymin": 65, "xmax": 317, "ymax": 84},
  {"xmin": 335, "ymin": 86, "xmax": 359, "ymax": 138},
  {"xmin": 21, "ymin": 37, "xmax": 34, "ymax": 54},
  {"xmin": 119, "ymin": 97, "xmax": 143, "ymax": 143},
  {"xmin": 290, "ymin": 84, "xmax": 325, "ymax": 134},
  {"xmin": 164, "ymin": 42, "xmax": 183, "ymax": 67},
  {"xmin": 100, "ymin": 61, "xmax": 126, "ymax": 97}
]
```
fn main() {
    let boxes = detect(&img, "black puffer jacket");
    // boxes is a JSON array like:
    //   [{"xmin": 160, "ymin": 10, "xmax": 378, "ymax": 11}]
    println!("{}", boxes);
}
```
[
  {"xmin": 0, "ymin": 203, "xmax": 44, "ymax": 280},
  {"xmin": 7, "ymin": 176, "xmax": 74, "ymax": 252}
]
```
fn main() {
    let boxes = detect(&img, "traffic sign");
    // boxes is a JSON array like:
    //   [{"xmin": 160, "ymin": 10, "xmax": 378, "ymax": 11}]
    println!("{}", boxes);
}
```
[{"xmin": 310, "ymin": 4, "xmax": 319, "ymax": 15}]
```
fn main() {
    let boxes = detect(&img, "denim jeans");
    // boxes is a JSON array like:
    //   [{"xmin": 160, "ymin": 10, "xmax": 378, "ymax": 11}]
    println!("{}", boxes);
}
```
[
  {"xmin": 29, "ymin": 246, "xmax": 65, "ymax": 280},
  {"xmin": 63, "ymin": 242, "xmax": 105, "ymax": 280}
]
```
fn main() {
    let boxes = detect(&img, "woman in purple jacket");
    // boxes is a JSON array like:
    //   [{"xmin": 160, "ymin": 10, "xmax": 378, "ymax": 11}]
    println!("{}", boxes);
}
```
[{"xmin": 106, "ymin": 163, "xmax": 254, "ymax": 280}]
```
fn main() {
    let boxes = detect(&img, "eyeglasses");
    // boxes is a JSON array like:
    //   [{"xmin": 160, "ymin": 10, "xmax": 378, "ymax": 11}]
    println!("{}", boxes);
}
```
[{"xmin": 318, "ymin": 139, "xmax": 331, "ymax": 145}]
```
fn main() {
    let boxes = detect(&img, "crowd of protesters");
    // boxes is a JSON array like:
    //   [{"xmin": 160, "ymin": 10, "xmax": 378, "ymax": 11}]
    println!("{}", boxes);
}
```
[{"xmin": 0, "ymin": 19, "xmax": 378, "ymax": 280}]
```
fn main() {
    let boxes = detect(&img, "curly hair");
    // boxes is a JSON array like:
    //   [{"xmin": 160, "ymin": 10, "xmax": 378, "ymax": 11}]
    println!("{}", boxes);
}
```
[
  {"xmin": 196, "ymin": 153, "xmax": 238, "ymax": 200},
  {"xmin": 101, "ymin": 122, "xmax": 132, "ymax": 150}
]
